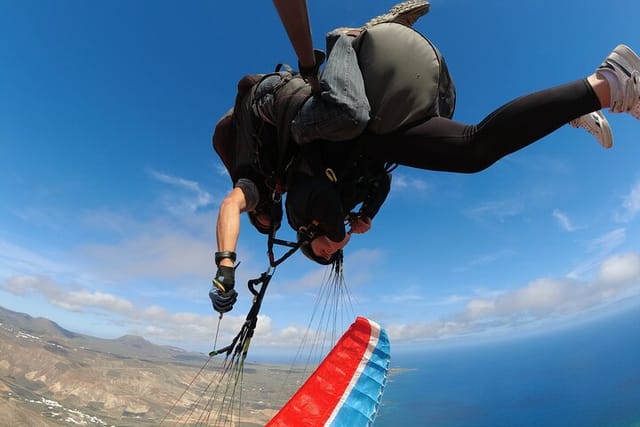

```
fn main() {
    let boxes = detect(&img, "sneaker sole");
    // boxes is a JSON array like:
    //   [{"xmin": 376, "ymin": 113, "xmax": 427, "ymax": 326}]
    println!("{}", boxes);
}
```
[
  {"xmin": 593, "ymin": 111, "xmax": 613, "ymax": 149},
  {"xmin": 570, "ymin": 111, "xmax": 613, "ymax": 149},
  {"xmin": 363, "ymin": 1, "xmax": 430, "ymax": 28}
]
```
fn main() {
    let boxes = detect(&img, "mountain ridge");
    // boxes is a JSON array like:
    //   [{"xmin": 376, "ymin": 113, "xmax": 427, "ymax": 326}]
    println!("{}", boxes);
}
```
[
  {"xmin": 0, "ymin": 305, "xmax": 201, "ymax": 362},
  {"xmin": 0, "ymin": 304, "xmax": 294, "ymax": 426}
]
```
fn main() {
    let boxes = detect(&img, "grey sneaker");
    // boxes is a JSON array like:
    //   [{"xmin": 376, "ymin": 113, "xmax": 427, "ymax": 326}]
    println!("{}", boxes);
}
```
[
  {"xmin": 596, "ymin": 44, "xmax": 640, "ymax": 118},
  {"xmin": 362, "ymin": 0, "xmax": 430, "ymax": 29},
  {"xmin": 570, "ymin": 110, "xmax": 613, "ymax": 149}
]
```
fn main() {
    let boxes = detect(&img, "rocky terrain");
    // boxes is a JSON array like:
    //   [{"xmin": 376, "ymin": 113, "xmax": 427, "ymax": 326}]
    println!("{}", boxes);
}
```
[{"xmin": 0, "ymin": 306, "xmax": 304, "ymax": 426}]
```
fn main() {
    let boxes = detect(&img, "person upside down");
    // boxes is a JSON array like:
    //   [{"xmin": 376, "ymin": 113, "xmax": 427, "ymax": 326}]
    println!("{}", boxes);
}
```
[{"xmin": 209, "ymin": 0, "xmax": 640, "ymax": 314}]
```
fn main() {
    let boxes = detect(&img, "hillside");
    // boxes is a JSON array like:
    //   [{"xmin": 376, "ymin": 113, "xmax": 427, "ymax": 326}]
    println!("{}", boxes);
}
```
[{"xmin": 0, "ymin": 306, "xmax": 301, "ymax": 426}]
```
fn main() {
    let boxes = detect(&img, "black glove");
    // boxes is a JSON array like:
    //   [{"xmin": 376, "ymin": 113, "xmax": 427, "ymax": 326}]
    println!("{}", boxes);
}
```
[
  {"xmin": 298, "ymin": 49, "xmax": 326, "ymax": 94},
  {"xmin": 298, "ymin": 49, "xmax": 326, "ymax": 80},
  {"xmin": 210, "ymin": 265, "xmax": 238, "ymax": 314}
]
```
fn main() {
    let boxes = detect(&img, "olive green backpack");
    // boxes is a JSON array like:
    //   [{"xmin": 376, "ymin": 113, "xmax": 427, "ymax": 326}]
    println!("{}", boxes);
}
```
[{"xmin": 353, "ymin": 22, "xmax": 456, "ymax": 134}]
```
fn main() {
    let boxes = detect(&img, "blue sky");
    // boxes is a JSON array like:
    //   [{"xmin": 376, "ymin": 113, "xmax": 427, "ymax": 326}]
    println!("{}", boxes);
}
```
[{"xmin": 1, "ymin": 0, "xmax": 640, "ymax": 355}]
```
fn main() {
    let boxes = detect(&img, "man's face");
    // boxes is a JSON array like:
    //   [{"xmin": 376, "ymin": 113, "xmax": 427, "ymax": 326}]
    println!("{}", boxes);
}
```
[
  {"xmin": 309, "ymin": 234, "xmax": 350, "ymax": 261},
  {"xmin": 310, "ymin": 237, "xmax": 336, "ymax": 261}
]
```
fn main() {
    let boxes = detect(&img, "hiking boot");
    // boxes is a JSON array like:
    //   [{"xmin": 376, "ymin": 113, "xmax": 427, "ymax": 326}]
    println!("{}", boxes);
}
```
[
  {"xmin": 362, "ymin": 0, "xmax": 430, "ymax": 29},
  {"xmin": 570, "ymin": 110, "xmax": 613, "ymax": 149},
  {"xmin": 596, "ymin": 44, "xmax": 640, "ymax": 118}
]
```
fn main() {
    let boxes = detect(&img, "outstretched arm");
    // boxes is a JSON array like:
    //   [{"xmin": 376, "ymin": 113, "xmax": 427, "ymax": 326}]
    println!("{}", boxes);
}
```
[
  {"xmin": 349, "ymin": 172, "xmax": 392, "ymax": 234},
  {"xmin": 216, "ymin": 187, "xmax": 248, "ymax": 267},
  {"xmin": 361, "ymin": 173, "xmax": 391, "ymax": 218},
  {"xmin": 272, "ymin": 0, "xmax": 320, "ymax": 90},
  {"xmin": 210, "ymin": 187, "xmax": 249, "ymax": 314},
  {"xmin": 272, "ymin": 0, "xmax": 315, "ymax": 68}
]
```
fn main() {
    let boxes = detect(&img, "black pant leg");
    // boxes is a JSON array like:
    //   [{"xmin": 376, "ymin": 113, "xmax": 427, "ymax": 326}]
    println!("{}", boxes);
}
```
[{"xmin": 364, "ymin": 79, "xmax": 601, "ymax": 173}]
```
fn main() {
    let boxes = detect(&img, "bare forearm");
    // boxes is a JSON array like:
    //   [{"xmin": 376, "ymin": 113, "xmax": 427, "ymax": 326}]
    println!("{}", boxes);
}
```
[
  {"xmin": 216, "ymin": 188, "xmax": 247, "ymax": 267},
  {"xmin": 272, "ymin": 0, "xmax": 315, "ymax": 68}
]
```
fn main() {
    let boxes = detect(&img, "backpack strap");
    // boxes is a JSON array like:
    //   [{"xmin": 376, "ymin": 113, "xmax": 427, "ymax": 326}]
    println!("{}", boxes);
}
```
[{"xmin": 268, "ymin": 72, "xmax": 314, "ymax": 189}]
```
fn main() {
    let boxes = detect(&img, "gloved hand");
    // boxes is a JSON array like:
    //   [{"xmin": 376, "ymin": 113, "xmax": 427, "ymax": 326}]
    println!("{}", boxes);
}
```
[
  {"xmin": 210, "ymin": 265, "xmax": 238, "ymax": 314},
  {"xmin": 298, "ymin": 49, "xmax": 326, "ymax": 94}
]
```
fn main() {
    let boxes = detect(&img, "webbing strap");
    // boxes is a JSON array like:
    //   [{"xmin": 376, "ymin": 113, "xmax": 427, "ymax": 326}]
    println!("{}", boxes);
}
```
[
  {"xmin": 267, "ymin": 234, "xmax": 302, "ymax": 268},
  {"xmin": 209, "ymin": 271, "xmax": 273, "ymax": 358},
  {"xmin": 272, "ymin": 75, "xmax": 313, "ymax": 178}
]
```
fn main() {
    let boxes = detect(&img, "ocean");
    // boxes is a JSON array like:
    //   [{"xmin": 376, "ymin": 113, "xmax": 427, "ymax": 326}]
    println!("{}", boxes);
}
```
[{"xmin": 374, "ymin": 306, "xmax": 640, "ymax": 427}]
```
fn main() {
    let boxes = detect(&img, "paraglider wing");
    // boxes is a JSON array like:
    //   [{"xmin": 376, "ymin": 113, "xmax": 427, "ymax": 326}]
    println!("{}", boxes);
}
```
[{"xmin": 268, "ymin": 316, "xmax": 391, "ymax": 426}]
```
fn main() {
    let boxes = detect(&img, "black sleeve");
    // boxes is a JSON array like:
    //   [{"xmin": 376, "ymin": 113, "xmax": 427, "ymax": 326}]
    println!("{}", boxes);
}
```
[
  {"xmin": 359, "ymin": 172, "xmax": 391, "ymax": 219},
  {"xmin": 235, "ymin": 178, "xmax": 260, "ymax": 211}
]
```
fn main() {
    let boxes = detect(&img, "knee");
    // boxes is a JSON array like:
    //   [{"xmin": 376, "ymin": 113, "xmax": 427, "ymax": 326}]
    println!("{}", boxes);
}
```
[
  {"xmin": 447, "ymin": 142, "xmax": 499, "ymax": 173},
  {"xmin": 335, "ymin": 99, "xmax": 370, "ymax": 139},
  {"xmin": 292, "ymin": 104, "xmax": 370, "ymax": 143},
  {"xmin": 461, "ymin": 147, "xmax": 498, "ymax": 173}
]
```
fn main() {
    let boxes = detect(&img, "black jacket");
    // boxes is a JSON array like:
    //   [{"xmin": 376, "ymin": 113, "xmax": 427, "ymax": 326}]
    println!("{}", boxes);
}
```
[{"xmin": 285, "ymin": 140, "xmax": 391, "ymax": 242}]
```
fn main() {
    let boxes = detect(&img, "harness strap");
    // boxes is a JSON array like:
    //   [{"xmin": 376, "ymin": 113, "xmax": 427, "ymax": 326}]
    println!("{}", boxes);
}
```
[
  {"xmin": 209, "ymin": 270, "xmax": 273, "ymax": 358},
  {"xmin": 272, "ymin": 74, "xmax": 313, "ymax": 180}
]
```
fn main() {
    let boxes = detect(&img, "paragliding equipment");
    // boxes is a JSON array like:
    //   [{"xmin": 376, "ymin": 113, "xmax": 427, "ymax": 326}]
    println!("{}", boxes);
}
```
[
  {"xmin": 209, "ymin": 269, "xmax": 273, "ymax": 360},
  {"xmin": 160, "ymin": 227, "xmax": 309, "ymax": 425},
  {"xmin": 267, "ymin": 317, "xmax": 391, "ymax": 427},
  {"xmin": 160, "ymin": 222, "xmax": 391, "ymax": 426}
]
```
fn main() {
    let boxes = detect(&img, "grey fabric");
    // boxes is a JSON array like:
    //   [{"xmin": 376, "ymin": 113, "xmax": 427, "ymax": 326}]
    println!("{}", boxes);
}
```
[
  {"xmin": 291, "ymin": 33, "xmax": 370, "ymax": 144},
  {"xmin": 252, "ymin": 74, "xmax": 281, "ymax": 126}
]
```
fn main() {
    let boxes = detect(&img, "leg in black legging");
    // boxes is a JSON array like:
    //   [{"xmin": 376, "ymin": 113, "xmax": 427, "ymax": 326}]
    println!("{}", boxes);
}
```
[{"xmin": 364, "ymin": 79, "xmax": 602, "ymax": 173}]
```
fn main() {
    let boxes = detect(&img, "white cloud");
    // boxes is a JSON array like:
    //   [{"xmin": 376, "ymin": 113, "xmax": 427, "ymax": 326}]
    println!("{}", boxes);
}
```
[
  {"xmin": 0, "ymin": 241, "xmax": 70, "ymax": 278},
  {"xmin": 1, "ymin": 276, "xmax": 132, "ymax": 315},
  {"xmin": 4, "ymin": 248, "xmax": 640, "ymax": 350},
  {"xmin": 587, "ymin": 228, "xmax": 626, "ymax": 254},
  {"xmin": 147, "ymin": 169, "xmax": 215, "ymax": 215},
  {"xmin": 4, "ymin": 164, "xmax": 639, "ymax": 352},
  {"xmin": 55, "ymin": 290, "xmax": 135, "ymax": 313},
  {"xmin": 282, "ymin": 266, "xmax": 331, "ymax": 292},
  {"xmin": 140, "ymin": 305, "xmax": 169, "ymax": 321},
  {"xmin": 8, "ymin": 207, "xmax": 65, "ymax": 233},
  {"xmin": 466, "ymin": 186, "xmax": 555, "ymax": 223},
  {"xmin": 148, "ymin": 169, "xmax": 212, "ymax": 203},
  {"xmin": 385, "ymin": 251, "xmax": 640, "ymax": 342},
  {"xmin": 469, "ymin": 249, "xmax": 515, "ymax": 267},
  {"xmin": 74, "ymin": 197, "xmax": 267, "ymax": 286},
  {"xmin": 281, "ymin": 248, "xmax": 384, "ymax": 292},
  {"xmin": 66, "ymin": 171, "xmax": 233, "ymax": 283},
  {"xmin": 0, "ymin": 273, "xmax": 254, "ymax": 347},
  {"xmin": 552, "ymin": 209, "xmax": 577, "ymax": 232},
  {"xmin": 214, "ymin": 162, "xmax": 229, "ymax": 177},
  {"xmin": 80, "ymin": 210, "xmax": 138, "ymax": 236},
  {"xmin": 615, "ymin": 180, "xmax": 640, "ymax": 223},
  {"xmin": 2, "ymin": 207, "xmax": 221, "ymax": 296},
  {"xmin": 453, "ymin": 250, "xmax": 516, "ymax": 273},
  {"xmin": 78, "ymin": 229, "xmax": 214, "ymax": 281},
  {"xmin": 430, "ymin": 294, "xmax": 470, "ymax": 307},
  {"xmin": 2, "ymin": 275, "xmax": 59, "ymax": 296},
  {"xmin": 567, "ymin": 228, "xmax": 627, "ymax": 279},
  {"xmin": 5, "ymin": 170, "xmax": 222, "ymax": 285},
  {"xmin": 343, "ymin": 249, "xmax": 384, "ymax": 287},
  {"xmin": 463, "ymin": 277, "xmax": 578, "ymax": 321},
  {"xmin": 391, "ymin": 173, "xmax": 430, "ymax": 193},
  {"xmin": 597, "ymin": 253, "xmax": 640, "ymax": 287},
  {"xmin": 389, "ymin": 292, "xmax": 424, "ymax": 303},
  {"xmin": 466, "ymin": 198, "xmax": 525, "ymax": 222}
]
